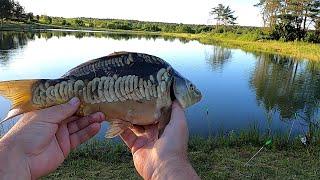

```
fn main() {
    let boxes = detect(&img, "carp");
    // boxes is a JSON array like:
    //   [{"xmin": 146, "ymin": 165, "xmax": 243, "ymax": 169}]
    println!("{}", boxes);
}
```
[{"xmin": 0, "ymin": 52, "xmax": 202, "ymax": 138}]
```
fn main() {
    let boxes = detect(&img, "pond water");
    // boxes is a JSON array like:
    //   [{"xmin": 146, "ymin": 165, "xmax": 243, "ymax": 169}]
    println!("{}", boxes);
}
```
[{"xmin": 0, "ymin": 30, "xmax": 319, "ymax": 139}]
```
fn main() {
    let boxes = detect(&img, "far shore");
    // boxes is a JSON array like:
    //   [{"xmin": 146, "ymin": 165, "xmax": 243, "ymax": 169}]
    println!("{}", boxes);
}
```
[{"xmin": 1, "ymin": 21, "xmax": 320, "ymax": 61}]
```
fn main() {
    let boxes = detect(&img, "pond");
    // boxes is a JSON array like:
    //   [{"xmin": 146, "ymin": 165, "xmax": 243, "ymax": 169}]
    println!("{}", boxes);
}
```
[{"xmin": 0, "ymin": 30, "xmax": 319, "ymax": 139}]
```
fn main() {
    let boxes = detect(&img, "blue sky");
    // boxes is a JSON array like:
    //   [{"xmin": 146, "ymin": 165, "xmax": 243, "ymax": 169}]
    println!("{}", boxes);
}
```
[{"xmin": 17, "ymin": 0, "xmax": 263, "ymax": 27}]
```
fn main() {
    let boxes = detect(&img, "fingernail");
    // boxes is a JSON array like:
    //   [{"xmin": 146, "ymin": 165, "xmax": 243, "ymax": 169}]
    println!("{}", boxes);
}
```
[
  {"xmin": 92, "ymin": 112, "xmax": 104, "ymax": 120},
  {"xmin": 69, "ymin": 97, "xmax": 80, "ymax": 106},
  {"xmin": 92, "ymin": 113, "xmax": 100, "ymax": 119}
]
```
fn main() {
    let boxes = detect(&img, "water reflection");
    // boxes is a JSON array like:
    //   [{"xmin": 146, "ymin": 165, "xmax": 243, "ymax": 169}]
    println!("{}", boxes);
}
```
[
  {"xmin": 0, "ymin": 32, "xmax": 31, "ymax": 65},
  {"xmin": 0, "ymin": 30, "xmax": 191, "ymax": 67},
  {"xmin": 250, "ymin": 53, "xmax": 320, "ymax": 127},
  {"xmin": 205, "ymin": 46, "xmax": 232, "ymax": 71},
  {"xmin": 0, "ymin": 30, "xmax": 190, "ymax": 43}
]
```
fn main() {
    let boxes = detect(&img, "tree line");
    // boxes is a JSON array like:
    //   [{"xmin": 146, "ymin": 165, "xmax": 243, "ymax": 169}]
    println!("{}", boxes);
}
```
[
  {"xmin": 255, "ymin": 0, "xmax": 320, "ymax": 41},
  {"xmin": 1, "ymin": 0, "xmax": 320, "ymax": 43}
]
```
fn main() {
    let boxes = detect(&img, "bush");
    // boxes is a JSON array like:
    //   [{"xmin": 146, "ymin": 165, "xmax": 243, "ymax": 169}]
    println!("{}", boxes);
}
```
[
  {"xmin": 305, "ymin": 32, "xmax": 320, "ymax": 43},
  {"xmin": 176, "ymin": 24, "xmax": 195, "ymax": 33},
  {"xmin": 39, "ymin": 15, "xmax": 52, "ymax": 24},
  {"xmin": 74, "ymin": 19, "xmax": 84, "ymax": 27},
  {"xmin": 142, "ymin": 24, "xmax": 161, "ymax": 32}
]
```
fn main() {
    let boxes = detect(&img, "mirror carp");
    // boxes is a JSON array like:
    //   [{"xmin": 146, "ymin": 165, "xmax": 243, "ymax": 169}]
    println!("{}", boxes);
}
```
[{"xmin": 0, "ymin": 52, "xmax": 202, "ymax": 138}]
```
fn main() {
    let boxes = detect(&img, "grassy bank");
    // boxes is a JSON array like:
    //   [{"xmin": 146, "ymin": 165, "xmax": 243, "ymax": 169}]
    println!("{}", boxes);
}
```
[
  {"xmin": 44, "ymin": 129, "xmax": 320, "ymax": 179},
  {"xmin": 1, "ymin": 21, "xmax": 320, "ymax": 61},
  {"xmin": 162, "ymin": 32, "xmax": 320, "ymax": 61}
]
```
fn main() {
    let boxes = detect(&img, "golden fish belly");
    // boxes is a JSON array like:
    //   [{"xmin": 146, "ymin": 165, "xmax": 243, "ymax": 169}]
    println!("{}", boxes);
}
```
[{"xmin": 81, "ymin": 100, "xmax": 162, "ymax": 125}]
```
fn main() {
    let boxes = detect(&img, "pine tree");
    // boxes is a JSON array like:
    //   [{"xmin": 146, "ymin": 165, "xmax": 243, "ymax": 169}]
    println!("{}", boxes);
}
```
[{"xmin": 210, "ymin": 4, "xmax": 237, "ymax": 26}]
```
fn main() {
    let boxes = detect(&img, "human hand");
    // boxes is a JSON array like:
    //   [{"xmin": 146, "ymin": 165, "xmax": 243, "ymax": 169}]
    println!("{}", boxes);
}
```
[
  {"xmin": 120, "ymin": 101, "xmax": 199, "ymax": 180},
  {"xmin": 0, "ymin": 97, "xmax": 105, "ymax": 180}
]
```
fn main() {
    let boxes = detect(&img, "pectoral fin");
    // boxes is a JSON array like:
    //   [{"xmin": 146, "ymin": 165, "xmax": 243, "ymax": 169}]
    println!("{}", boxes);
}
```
[{"xmin": 105, "ymin": 119, "xmax": 132, "ymax": 138}]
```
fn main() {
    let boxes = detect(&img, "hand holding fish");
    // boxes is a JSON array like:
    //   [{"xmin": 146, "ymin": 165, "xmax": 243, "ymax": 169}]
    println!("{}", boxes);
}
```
[
  {"xmin": 121, "ymin": 101, "xmax": 200, "ymax": 180},
  {"xmin": 0, "ymin": 52, "xmax": 201, "ymax": 179},
  {"xmin": 0, "ymin": 97, "xmax": 105, "ymax": 180}
]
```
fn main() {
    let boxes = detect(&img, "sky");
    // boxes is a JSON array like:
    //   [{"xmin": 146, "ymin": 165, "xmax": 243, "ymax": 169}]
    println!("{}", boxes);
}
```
[{"xmin": 16, "ymin": 0, "xmax": 263, "ymax": 27}]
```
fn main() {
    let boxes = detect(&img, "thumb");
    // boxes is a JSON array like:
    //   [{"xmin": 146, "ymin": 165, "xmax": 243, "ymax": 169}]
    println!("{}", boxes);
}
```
[
  {"xmin": 162, "ymin": 101, "xmax": 188, "ymax": 139},
  {"xmin": 36, "ymin": 97, "xmax": 80, "ymax": 123}
]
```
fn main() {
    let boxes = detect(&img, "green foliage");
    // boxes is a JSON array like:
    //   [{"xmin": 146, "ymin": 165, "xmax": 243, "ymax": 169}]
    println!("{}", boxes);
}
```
[
  {"xmin": 255, "ymin": 0, "xmax": 320, "ymax": 41},
  {"xmin": 175, "ymin": 24, "xmax": 195, "ymax": 33},
  {"xmin": 270, "ymin": 22, "xmax": 297, "ymax": 41},
  {"xmin": 141, "ymin": 23, "xmax": 161, "ymax": 32},
  {"xmin": 3, "ymin": 11, "xmax": 320, "ymax": 44},
  {"xmin": 39, "ymin": 15, "xmax": 52, "ymax": 24},
  {"xmin": 0, "ymin": 0, "xmax": 25, "ymax": 20},
  {"xmin": 61, "ymin": 19, "xmax": 67, "ymax": 26},
  {"xmin": 0, "ymin": 0, "xmax": 13, "ymax": 19},
  {"xmin": 104, "ymin": 20, "xmax": 133, "ymax": 30},
  {"xmin": 74, "ymin": 19, "xmax": 84, "ymax": 27},
  {"xmin": 305, "ymin": 31, "xmax": 320, "ymax": 43},
  {"xmin": 32, "ymin": 17, "xmax": 215, "ymax": 34}
]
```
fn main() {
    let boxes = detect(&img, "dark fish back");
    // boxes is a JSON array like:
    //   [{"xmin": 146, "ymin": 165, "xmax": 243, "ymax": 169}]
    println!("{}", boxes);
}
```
[{"xmin": 62, "ymin": 52, "xmax": 170, "ymax": 80}]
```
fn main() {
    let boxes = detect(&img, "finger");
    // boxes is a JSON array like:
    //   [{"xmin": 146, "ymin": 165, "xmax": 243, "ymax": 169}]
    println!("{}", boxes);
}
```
[
  {"xmin": 69, "ymin": 122, "xmax": 101, "ymax": 149},
  {"xmin": 144, "ymin": 125, "xmax": 158, "ymax": 140},
  {"xmin": 37, "ymin": 97, "xmax": 80, "ymax": 124},
  {"xmin": 129, "ymin": 125, "xmax": 145, "ymax": 135},
  {"xmin": 163, "ymin": 101, "xmax": 188, "ymax": 138},
  {"xmin": 120, "ymin": 128, "xmax": 138, "ymax": 150},
  {"xmin": 61, "ymin": 116, "xmax": 79, "ymax": 125},
  {"xmin": 67, "ymin": 112, "xmax": 105, "ymax": 134},
  {"xmin": 56, "ymin": 123, "xmax": 71, "ymax": 158}
]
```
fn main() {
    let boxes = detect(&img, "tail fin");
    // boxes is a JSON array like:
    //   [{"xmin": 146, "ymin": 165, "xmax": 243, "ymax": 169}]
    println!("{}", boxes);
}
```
[{"xmin": 0, "ymin": 80, "xmax": 38, "ymax": 123}]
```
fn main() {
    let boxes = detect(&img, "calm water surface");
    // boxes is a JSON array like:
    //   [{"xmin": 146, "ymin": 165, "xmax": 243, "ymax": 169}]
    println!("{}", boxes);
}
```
[{"xmin": 1, "ymin": 31, "xmax": 319, "ymax": 139}]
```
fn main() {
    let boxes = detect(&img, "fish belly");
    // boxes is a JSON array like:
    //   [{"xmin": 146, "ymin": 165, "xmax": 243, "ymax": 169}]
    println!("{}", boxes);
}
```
[{"xmin": 81, "ymin": 100, "xmax": 163, "ymax": 125}]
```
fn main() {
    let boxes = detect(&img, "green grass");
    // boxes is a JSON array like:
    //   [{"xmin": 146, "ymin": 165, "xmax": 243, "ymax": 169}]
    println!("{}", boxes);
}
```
[
  {"xmin": 43, "ymin": 129, "xmax": 320, "ymax": 180},
  {"xmin": 160, "ymin": 32, "xmax": 320, "ymax": 61},
  {"xmin": 1, "ymin": 21, "xmax": 320, "ymax": 61}
]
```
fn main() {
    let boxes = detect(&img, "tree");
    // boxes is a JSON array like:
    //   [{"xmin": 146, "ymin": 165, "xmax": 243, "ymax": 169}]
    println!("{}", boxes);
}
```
[
  {"xmin": 74, "ymin": 19, "xmax": 84, "ymax": 27},
  {"xmin": 36, "ymin": 15, "xmax": 40, "ymax": 22},
  {"xmin": 26, "ymin": 12, "xmax": 33, "ymax": 22},
  {"xmin": 40, "ymin": 15, "xmax": 52, "ymax": 24},
  {"xmin": 254, "ymin": 0, "xmax": 282, "ymax": 28},
  {"xmin": 210, "ymin": 4, "xmax": 225, "ymax": 26},
  {"xmin": 223, "ymin": 6, "xmax": 237, "ymax": 25},
  {"xmin": 62, "ymin": 19, "xmax": 67, "ymax": 26},
  {"xmin": 0, "ymin": 0, "xmax": 14, "ymax": 20},
  {"xmin": 0, "ymin": 0, "xmax": 28, "ymax": 22},
  {"xmin": 210, "ymin": 4, "xmax": 237, "ymax": 26},
  {"xmin": 12, "ymin": 1, "xmax": 24, "ymax": 19},
  {"xmin": 255, "ymin": 0, "xmax": 320, "ymax": 40}
]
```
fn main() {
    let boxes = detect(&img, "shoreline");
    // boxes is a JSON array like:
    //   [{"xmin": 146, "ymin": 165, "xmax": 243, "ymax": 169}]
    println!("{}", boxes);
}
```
[{"xmin": 1, "ymin": 21, "xmax": 320, "ymax": 61}]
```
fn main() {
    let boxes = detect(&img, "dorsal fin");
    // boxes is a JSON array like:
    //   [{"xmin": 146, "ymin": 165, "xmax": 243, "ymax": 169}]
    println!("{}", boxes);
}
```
[{"xmin": 61, "ymin": 52, "xmax": 131, "ymax": 78}]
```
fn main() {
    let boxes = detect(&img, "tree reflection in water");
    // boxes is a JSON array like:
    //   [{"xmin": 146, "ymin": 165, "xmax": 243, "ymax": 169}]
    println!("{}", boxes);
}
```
[
  {"xmin": 250, "ymin": 53, "xmax": 320, "ymax": 133},
  {"xmin": 0, "ymin": 31, "xmax": 30, "ymax": 65},
  {"xmin": 0, "ymin": 31, "xmax": 190, "ymax": 66},
  {"xmin": 205, "ymin": 46, "xmax": 232, "ymax": 71}
]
